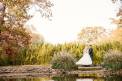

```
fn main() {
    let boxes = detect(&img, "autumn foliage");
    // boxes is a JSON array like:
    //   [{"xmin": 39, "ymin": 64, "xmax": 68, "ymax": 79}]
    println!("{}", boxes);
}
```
[
  {"xmin": 111, "ymin": 28, "xmax": 122, "ymax": 42},
  {"xmin": 0, "ymin": 1, "xmax": 31, "ymax": 65},
  {"xmin": 1, "ymin": 25, "xmax": 31, "ymax": 53},
  {"xmin": 0, "ymin": 0, "xmax": 53, "ymax": 65}
]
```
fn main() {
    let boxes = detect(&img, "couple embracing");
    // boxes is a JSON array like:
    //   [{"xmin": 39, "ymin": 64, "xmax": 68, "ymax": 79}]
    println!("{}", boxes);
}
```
[{"xmin": 76, "ymin": 45, "xmax": 94, "ymax": 66}]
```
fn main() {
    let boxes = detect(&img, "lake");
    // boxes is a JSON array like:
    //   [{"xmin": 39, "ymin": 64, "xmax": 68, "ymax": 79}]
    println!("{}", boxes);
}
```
[{"xmin": 0, "ymin": 74, "xmax": 122, "ymax": 81}]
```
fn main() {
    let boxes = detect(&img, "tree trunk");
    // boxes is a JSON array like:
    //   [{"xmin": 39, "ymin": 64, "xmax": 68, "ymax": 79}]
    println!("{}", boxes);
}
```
[{"xmin": 0, "ymin": 2, "xmax": 5, "ymax": 25}]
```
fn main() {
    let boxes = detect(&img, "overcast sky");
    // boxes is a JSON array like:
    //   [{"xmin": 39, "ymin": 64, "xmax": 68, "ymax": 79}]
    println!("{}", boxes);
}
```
[{"xmin": 26, "ymin": 0, "xmax": 118, "ymax": 44}]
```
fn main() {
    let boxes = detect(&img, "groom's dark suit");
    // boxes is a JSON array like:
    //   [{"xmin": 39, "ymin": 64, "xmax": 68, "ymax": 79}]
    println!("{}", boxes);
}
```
[{"xmin": 88, "ymin": 47, "xmax": 93, "ymax": 62}]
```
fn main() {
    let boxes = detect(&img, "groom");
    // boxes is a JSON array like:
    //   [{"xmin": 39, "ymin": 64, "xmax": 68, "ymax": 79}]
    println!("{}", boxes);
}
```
[{"xmin": 88, "ymin": 45, "xmax": 94, "ymax": 65}]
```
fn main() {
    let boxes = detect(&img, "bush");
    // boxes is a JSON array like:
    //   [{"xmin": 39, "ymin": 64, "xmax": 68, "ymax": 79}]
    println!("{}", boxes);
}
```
[
  {"xmin": 51, "ymin": 51, "xmax": 77, "ymax": 70},
  {"xmin": 92, "ymin": 41, "xmax": 122, "ymax": 65},
  {"xmin": 55, "ymin": 43, "xmax": 84, "ymax": 60},
  {"xmin": 103, "ymin": 50, "xmax": 122, "ymax": 70}
]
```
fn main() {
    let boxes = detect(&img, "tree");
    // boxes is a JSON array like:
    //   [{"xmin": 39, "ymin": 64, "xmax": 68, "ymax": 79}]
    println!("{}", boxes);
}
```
[
  {"xmin": 77, "ymin": 27, "xmax": 110, "ymax": 44},
  {"xmin": 111, "ymin": 27, "xmax": 122, "ymax": 42},
  {"xmin": 0, "ymin": 2, "xmax": 31, "ymax": 64},
  {"xmin": 1, "ymin": 0, "xmax": 53, "ymax": 26},
  {"xmin": 0, "ymin": 0, "xmax": 53, "ymax": 64},
  {"xmin": 111, "ymin": 0, "xmax": 122, "ymax": 28}
]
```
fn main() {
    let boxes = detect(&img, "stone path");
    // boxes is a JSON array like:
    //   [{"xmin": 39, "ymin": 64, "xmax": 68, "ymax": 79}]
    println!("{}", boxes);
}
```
[{"xmin": 0, "ymin": 65, "xmax": 60, "ymax": 77}]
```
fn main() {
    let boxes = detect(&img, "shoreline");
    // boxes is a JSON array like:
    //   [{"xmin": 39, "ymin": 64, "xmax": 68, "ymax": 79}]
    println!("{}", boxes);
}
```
[
  {"xmin": 0, "ymin": 65, "xmax": 60, "ymax": 74},
  {"xmin": 0, "ymin": 65, "xmax": 121, "ymax": 78}
]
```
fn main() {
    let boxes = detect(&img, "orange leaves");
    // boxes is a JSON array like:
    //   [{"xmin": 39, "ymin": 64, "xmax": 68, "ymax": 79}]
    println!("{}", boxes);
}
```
[
  {"xmin": 0, "ymin": 0, "xmax": 52, "ymax": 64},
  {"xmin": 0, "ymin": 25, "xmax": 31, "ymax": 57},
  {"xmin": 111, "ymin": 28, "xmax": 122, "ymax": 42}
]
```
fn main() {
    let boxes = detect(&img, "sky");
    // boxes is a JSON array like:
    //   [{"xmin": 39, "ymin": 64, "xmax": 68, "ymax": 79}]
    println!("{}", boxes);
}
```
[{"xmin": 25, "ymin": 0, "xmax": 118, "ymax": 44}]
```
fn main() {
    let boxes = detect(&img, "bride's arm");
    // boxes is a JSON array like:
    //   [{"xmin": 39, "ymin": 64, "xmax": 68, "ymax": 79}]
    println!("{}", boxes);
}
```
[{"xmin": 83, "ymin": 47, "xmax": 87, "ymax": 53}]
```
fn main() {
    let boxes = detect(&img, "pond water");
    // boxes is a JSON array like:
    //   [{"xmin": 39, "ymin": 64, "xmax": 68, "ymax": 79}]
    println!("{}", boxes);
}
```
[{"xmin": 0, "ymin": 74, "xmax": 122, "ymax": 81}]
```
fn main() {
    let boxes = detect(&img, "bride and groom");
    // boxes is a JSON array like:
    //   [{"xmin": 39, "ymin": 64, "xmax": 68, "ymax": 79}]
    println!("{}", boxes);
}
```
[{"xmin": 76, "ymin": 45, "xmax": 94, "ymax": 66}]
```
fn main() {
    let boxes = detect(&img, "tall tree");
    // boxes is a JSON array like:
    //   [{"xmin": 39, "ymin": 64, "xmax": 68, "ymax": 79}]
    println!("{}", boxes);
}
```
[
  {"xmin": 0, "ymin": 0, "xmax": 52, "ymax": 64},
  {"xmin": 111, "ymin": 0, "xmax": 122, "ymax": 28},
  {"xmin": 0, "ymin": 2, "xmax": 31, "ymax": 64},
  {"xmin": 111, "ymin": 0, "xmax": 122, "ymax": 43}
]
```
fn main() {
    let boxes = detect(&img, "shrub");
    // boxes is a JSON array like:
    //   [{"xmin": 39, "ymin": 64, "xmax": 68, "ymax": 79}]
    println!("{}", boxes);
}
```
[
  {"xmin": 103, "ymin": 50, "xmax": 122, "ymax": 70},
  {"xmin": 55, "ymin": 43, "xmax": 84, "ymax": 60},
  {"xmin": 92, "ymin": 41, "xmax": 122, "ymax": 65},
  {"xmin": 51, "ymin": 51, "xmax": 77, "ymax": 70}
]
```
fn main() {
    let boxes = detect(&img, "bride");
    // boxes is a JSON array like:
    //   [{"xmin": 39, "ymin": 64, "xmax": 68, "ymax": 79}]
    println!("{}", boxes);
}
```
[{"xmin": 76, "ymin": 46, "xmax": 92, "ymax": 66}]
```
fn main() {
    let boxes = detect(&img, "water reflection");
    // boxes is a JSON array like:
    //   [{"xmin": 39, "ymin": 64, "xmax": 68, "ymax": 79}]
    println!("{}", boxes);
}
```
[
  {"xmin": 0, "ymin": 75, "xmax": 122, "ymax": 81},
  {"xmin": 0, "ymin": 77, "xmax": 52, "ymax": 81},
  {"xmin": 53, "ymin": 75, "xmax": 105, "ymax": 81},
  {"xmin": 76, "ymin": 78, "xmax": 93, "ymax": 81},
  {"xmin": 105, "ymin": 76, "xmax": 122, "ymax": 81},
  {"xmin": 52, "ymin": 75, "xmax": 77, "ymax": 81}
]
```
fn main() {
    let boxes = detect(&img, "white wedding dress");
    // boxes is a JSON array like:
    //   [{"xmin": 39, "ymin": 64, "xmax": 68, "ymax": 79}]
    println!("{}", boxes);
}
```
[{"xmin": 76, "ymin": 48, "xmax": 92, "ymax": 65}]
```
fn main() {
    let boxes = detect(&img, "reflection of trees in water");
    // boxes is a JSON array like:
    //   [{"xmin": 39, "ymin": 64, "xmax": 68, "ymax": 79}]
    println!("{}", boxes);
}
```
[
  {"xmin": 76, "ymin": 78, "xmax": 104, "ymax": 81},
  {"xmin": 94, "ymin": 78, "xmax": 104, "ymax": 81},
  {"xmin": 0, "ymin": 78, "xmax": 50, "ymax": 81},
  {"xmin": 105, "ymin": 76, "xmax": 122, "ymax": 81},
  {"xmin": 52, "ymin": 75, "xmax": 105, "ymax": 81},
  {"xmin": 0, "ymin": 75, "xmax": 122, "ymax": 81},
  {"xmin": 52, "ymin": 75, "xmax": 77, "ymax": 81}
]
